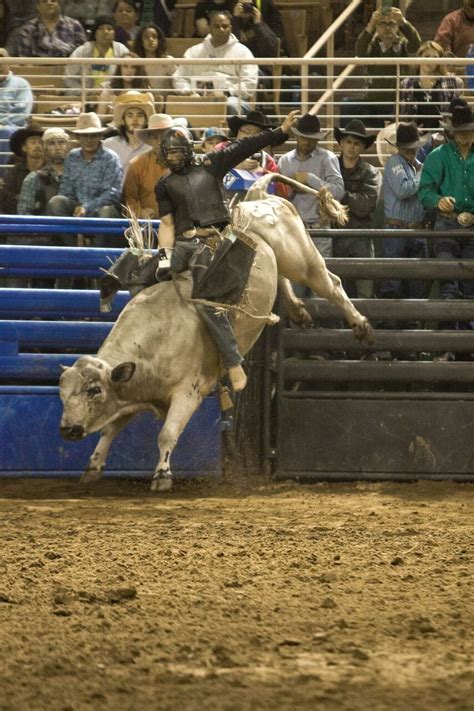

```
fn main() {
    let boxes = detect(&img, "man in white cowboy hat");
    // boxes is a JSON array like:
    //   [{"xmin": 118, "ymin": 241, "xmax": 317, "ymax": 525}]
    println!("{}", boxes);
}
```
[
  {"xmin": 46, "ymin": 112, "xmax": 123, "ymax": 245},
  {"xmin": 379, "ymin": 121, "xmax": 429, "ymax": 309},
  {"xmin": 18, "ymin": 127, "xmax": 70, "ymax": 220},
  {"xmin": 333, "ymin": 119, "xmax": 380, "ymax": 299},
  {"xmin": 419, "ymin": 101, "xmax": 474, "ymax": 340},
  {"xmin": 278, "ymin": 112, "xmax": 344, "ymax": 261},
  {"xmin": 122, "ymin": 112, "xmax": 173, "ymax": 219}
]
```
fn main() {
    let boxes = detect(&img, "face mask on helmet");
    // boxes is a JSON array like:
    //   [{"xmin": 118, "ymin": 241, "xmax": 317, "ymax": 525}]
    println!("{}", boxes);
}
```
[{"xmin": 160, "ymin": 128, "xmax": 194, "ymax": 171}]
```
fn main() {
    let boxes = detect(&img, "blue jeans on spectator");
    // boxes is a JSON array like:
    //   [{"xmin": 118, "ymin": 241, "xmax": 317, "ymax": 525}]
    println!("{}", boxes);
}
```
[
  {"xmin": 46, "ymin": 195, "xmax": 121, "ymax": 248},
  {"xmin": 378, "ymin": 230, "xmax": 429, "ymax": 301},
  {"xmin": 434, "ymin": 215, "xmax": 474, "ymax": 330}
]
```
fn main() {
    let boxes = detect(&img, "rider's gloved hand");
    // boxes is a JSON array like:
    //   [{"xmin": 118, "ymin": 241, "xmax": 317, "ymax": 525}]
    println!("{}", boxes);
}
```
[{"xmin": 156, "ymin": 248, "xmax": 173, "ymax": 280}]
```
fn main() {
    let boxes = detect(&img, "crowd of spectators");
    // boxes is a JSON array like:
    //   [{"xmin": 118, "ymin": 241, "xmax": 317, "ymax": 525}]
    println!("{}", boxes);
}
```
[{"xmin": 0, "ymin": 0, "xmax": 473, "ymax": 364}]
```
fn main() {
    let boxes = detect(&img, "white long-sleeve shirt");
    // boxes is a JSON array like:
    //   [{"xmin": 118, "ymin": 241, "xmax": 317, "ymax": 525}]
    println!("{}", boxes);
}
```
[{"xmin": 172, "ymin": 33, "xmax": 258, "ymax": 100}]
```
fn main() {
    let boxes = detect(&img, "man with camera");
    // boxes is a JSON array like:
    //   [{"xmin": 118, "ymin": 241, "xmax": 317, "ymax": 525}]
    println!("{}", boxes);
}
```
[{"xmin": 231, "ymin": 1, "xmax": 279, "ymax": 78}]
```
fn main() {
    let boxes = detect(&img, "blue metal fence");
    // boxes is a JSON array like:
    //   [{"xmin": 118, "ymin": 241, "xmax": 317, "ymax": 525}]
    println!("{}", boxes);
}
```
[{"xmin": 0, "ymin": 216, "xmax": 221, "ymax": 478}]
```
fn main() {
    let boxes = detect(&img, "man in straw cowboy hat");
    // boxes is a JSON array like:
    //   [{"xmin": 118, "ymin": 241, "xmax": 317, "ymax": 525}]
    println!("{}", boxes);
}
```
[
  {"xmin": 419, "ymin": 100, "xmax": 474, "ymax": 339},
  {"xmin": 103, "ymin": 90, "xmax": 155, "ymax": 171},
  {"xmin": 47, "ymin": 111, "xmax": 123, "ymax": 245},
  {"xmin": 122, "ymin": 112, "xmax": 174, "ymax": 219},
  {"xmin": 278, "ymin": 112, "xmax": 344, "ymax": 262},
  {"xmin": 378, "ymin": 122, "xmax": 430, "ymax": 312},
  {"xmin": 333, "ymin": 119, "xmax": 380, "ymax": 299}
]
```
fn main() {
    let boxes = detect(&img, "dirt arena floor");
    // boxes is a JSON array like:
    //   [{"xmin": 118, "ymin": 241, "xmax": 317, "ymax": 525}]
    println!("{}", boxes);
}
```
[{"xmin": 0, "ymin": 474, "xmax": 472, "ymax": 711}]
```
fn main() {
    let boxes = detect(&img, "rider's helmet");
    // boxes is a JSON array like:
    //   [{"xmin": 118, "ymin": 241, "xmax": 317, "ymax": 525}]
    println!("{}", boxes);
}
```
[{"xmin": 159, "ymin": 127, "xmax": 194, "ymax": 171}]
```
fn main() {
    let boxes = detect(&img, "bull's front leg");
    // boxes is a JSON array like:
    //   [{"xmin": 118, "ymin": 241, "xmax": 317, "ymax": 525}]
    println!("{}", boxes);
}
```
[
  {"xmin": 81, "ymin": 413, "xmax": 134, "ymax": 484},
  {"xmin": 151, "ymin": 388, "xmax": 203, "ymax": 492},
  {"xmin": 304, "ymin": 263, "xmax": 374, "ymax": 344}
]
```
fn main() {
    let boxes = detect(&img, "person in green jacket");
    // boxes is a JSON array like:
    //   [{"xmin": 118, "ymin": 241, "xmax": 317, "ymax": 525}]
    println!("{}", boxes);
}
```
[{"xmin": 418, "ymin": 100, "xmax": 474, "ymax": 344}]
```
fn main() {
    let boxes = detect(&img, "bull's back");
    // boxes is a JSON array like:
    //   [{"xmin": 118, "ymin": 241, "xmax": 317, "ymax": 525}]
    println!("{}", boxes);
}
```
[{"xmin": 99, "ymin": 280, "xmax": 216, "ymax": 378}]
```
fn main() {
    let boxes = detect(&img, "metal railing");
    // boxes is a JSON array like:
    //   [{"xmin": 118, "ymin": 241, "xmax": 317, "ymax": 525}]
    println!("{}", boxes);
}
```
[{"xmin": 1, "ymin": 55, "xmax": 473, "ymax": 166}]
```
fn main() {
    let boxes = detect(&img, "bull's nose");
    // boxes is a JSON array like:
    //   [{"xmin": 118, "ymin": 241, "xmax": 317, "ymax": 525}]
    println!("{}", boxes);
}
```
[{"xmin": 60, "ymin": 425, "xmax": 85, "ymax": 440}]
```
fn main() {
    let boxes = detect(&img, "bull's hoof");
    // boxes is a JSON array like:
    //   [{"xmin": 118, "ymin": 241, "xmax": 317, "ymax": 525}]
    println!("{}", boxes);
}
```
[
  {"xmin": 80, "ymin": 467, "xmax": 103, "ymax": 484},
  {"xmin": 353, "ymin": 319, "xmax": 375, "ymax": 345},
  {"xmin": 151, "ymin": 471, "xmax": 173, "ymax": 492},
  {"xmin": 287, "ymin": 299, "xmax": 313, "ymax": 328}
]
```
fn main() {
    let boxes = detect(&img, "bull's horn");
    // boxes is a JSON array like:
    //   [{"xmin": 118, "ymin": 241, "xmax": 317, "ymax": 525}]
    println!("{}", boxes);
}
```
[{"xmin": 59, "ymin": 365, "xmax": 69, "ymax": 372}]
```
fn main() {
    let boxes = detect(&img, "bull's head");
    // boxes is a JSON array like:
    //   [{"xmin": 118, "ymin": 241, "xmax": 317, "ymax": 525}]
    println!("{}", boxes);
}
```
[{"xmin": 59, "ymin": 356, "xmax": 136, "ymax": 440}]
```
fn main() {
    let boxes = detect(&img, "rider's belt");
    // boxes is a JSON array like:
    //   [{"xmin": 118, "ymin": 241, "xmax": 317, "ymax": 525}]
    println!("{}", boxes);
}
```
[
  {"xmin": 177, "ymin": 227, "xmax": 222, "ymax": 241},
  {"xmin": 437, "ymin": 210, "xmax": 474, "ymax": 227},
  {"xmin": 386, "ymin": 218, "xmax": 424, "ymax": 229}
]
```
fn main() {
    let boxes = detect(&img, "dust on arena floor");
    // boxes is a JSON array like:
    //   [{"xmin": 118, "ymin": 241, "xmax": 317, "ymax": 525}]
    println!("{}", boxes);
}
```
[{"xmin": 0, "ymin": 473, "xmax": 472, "ymax": 711}]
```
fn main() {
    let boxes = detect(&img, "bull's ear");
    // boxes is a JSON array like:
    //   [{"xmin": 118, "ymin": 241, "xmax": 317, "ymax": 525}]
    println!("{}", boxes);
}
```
[{"xmin": 111, "ymin": 362, "xmax": 136, "ymax": 383}]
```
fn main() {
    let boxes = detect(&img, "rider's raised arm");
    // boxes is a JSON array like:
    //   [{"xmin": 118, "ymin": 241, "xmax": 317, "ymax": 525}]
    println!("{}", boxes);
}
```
[{"xmin": 206, "ymin": 110, "xmax": 300, "ymax": 179}]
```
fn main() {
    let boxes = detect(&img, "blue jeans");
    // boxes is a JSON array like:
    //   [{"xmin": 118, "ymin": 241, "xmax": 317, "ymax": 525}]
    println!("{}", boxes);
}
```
[
  {"xmin": 378, "ymin": 232, "xmax": 429, "ymax": 300},
  {"xmin": 434, "ymin": 215, "xmax": 474, "ymax": 330},
  {"xmin": 171, "ymin": 239, "xmax": 243, "ymax": 368}
]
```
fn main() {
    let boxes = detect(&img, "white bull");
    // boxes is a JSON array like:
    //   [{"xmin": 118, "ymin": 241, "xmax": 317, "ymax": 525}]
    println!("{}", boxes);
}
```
[{"xmin": 60, "ymin": 175, "xmax": 374, "ymax": 491}]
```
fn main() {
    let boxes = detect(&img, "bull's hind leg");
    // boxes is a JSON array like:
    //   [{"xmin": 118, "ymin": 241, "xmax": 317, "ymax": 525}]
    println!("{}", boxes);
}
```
[
  {"xmin": 151, "ymin": 387, "xmax": 203, "ymax": 492},
  {"xmin": 81, "ymin": 413, "xmax": 134, "ymax": 483},
  {"xmin": 305, "ymin": 264, "xmax": 374, "ymax": 344}
]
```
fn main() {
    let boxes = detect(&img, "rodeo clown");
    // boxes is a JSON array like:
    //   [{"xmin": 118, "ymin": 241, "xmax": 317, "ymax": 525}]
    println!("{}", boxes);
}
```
[{"xmin": 154, "ymin": 109, "xmax": 300, "ymax": 392}]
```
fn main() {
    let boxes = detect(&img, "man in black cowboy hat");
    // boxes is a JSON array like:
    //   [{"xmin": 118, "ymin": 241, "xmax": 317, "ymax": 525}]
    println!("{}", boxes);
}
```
[
  {"xmin": 378, "ymin": 121, "xmax": 429, "ymax": 313},
  {"xmin": 0, "ymin": 123, "xmax": 44, "ymax": 215},
  {"xmin": 419, "ymin": 102, "xmax": 474, "ymax": 340},
  {"xmin": 278, "ymin": 112, "xmax": 344, "ymax": 261},
  {"xmin": 333, "ymin": 119, "xmax": 380, "ymax": 299},
  {"xmin": 227, "ymin": 110, "xmax": 279, "ymax": 174}
]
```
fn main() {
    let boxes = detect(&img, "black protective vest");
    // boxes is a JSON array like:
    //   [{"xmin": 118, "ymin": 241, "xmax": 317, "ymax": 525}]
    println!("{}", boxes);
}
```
[
  {"xmin": 165, "ymin": 165, "xmax": 229, "ymax": 235},
  {"xmin": 34, "ymin": 168, "xmax": 60, "ymax": 215}
]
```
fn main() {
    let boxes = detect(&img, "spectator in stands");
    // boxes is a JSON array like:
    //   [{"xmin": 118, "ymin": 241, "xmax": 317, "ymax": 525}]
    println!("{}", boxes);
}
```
[
  {"xmin": 46, "ymin": 112, "xmax": 123, "ymax": 245},
  {"xmin": 0, "ymin": 1, "xmax": 10, "ymax": 48},
  {"xmin": 173, "ymin": 11, "xmax": 258, "ymax": 116},
  {"xmin": 196, "ymin": 0, "xmax": 287, "ymax": 54},
  {"xmin": 401, "ymin": 41, "xmax": 464, "ymax": 130},
  {"xmin": 4, "ymin": 0, "xmax": 36, "ymax": 52},
  {"xmin": 435, "ymin": 0, "xmax": 474, "ymax": 61},
  {"xmin": 0, "ymin": 123, "xmax": 44, "ymax": 214},
  {"xmin": 0, "ymin": 49, "xmax": 34, "ymax": 173},
  {"xmin": 18, "ymin": 127, "xmax": 69, "ymax": 217},
  {"xmin": 122, "ymin": 112, "xmax": 172, "ymax": 218},
  {"xmin": 228, "ymin": 110, "xmax": 276, "ymax": 170},
  {"xmin": 63, "ymin": 15, "xmax": 129, "ymax": 95},
  {"xmin": 61, "ymin": 1, "xmax": 114, "ymax": 33},
  {"xmin": 114, "ymin": 0, "xmax": 140, "ymax": 47},
  {"xmin": 343, "ymin": 6, "xmax": 421, "ymax": 129},
  {"xmin": 133, "ymin": 23, "xmax": 176, "ymax": 97},
  {"xmin": 10, "ymin": 0, "xmax": 86, "ymax": 57},
  {"xmin": 200, "ymin": 126, "xmax": 227, "ymax": 152},
  {"xmin": 95, "ymin": 52, "xmax": 151, "ymax": 117},
  {"xmin": 419, "ymin": 101, "xmax": 474, "ymax": 343},
  {"xmin": 278, "ymin": 113, "xmax": 344, "ymax": 260},
  {"xmin": 333, "ymin": 119, "xmax": 380, "ymax": 299},
  {"xmin": 378, "ymin": 122, "xmax": 429, "ymax": 314},
  {"xmin": 138, "ymin": 0, "xmax": 176, "ymax": 37},
  {"xmin": 103, "ymin": 90, "xmax": 154, "ymax": 171},
  {"xmin": 231, "ymin": 1, "xmax": 278, "ymax": 81},
  {"xmin": 194, "ymin": 0, "xmax": 234, "ymax": 37}
]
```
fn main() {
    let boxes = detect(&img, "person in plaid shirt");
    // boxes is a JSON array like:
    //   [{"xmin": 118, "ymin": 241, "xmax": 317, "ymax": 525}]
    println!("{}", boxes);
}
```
[{"xmin": 11, "ymin": 0, "xmax": 86, "ymax": 58}]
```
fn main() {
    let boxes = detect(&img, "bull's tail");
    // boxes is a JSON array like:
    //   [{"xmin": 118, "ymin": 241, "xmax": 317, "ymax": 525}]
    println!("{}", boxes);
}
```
[{"xmin": 244, "ymin": 172, "xmax": 349, "ymax": 227}]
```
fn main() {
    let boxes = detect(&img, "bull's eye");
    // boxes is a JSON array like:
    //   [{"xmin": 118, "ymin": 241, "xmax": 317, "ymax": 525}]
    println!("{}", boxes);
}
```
[{"xmin": 87, "ymin": 386, "xmax": 102, "ymax": 397}]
